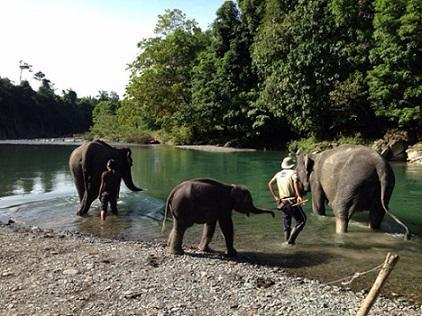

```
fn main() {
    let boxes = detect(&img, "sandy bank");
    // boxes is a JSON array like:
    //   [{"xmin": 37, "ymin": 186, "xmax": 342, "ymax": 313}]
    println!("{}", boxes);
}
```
[
  {"xmin": 0, "ymin": 138, "xmax": 85, "ymax": 146},
  {"xmin": 176, "ymin": 145, "xmax": 256, "ymax": 152},
  {"xmin": 0, "ymin": 139, "xmax": 257, "ymax": 153}
]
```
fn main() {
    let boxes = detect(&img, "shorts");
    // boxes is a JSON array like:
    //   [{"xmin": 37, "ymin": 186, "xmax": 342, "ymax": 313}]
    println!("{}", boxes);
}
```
[{"xmin": 100, "ymin": 194, "xmax": 118, "ymax": 214}]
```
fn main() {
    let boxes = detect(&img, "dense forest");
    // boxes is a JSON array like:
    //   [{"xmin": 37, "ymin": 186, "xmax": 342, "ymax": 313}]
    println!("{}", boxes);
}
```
[
  {"xmin": 1, "ymin": 0, "xmax": 421, "ymax": 147},
  {"xmin": 0, "ymin": 76, "xmax": 94, "ymax": 139},
  {"xmin": 94, "ymin": 0, "xmax": 421, "ymax": 147}
]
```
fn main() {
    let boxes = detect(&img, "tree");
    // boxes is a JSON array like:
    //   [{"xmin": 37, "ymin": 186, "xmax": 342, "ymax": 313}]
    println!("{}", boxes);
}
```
[
  {"xmin": 91, "ymin": 100, "xmax": 121, "ymax": 139},
  {"xmin": 0, "ymin": 76, "xmax": 92, "ymax": 139},
  {"xmin": 154, "ymin": 9, "xmax": 200, "ymax": 36},
  {"xmin": 253, "ymin": 0, "xmax": 345, "ymax": 138},
  {"xmin": 328, "ymin": 0, "xmax": 378, "ymax": 136},
  {"xmin": 124, "ymin": 9, "xmax": 208, "ymax": 142},
  {"xmin": 368, "ymin": 0, "xmax": 422, "ymax": 129},
  {"xmin": 33, "ymin": 70, "xmax": 54, "ymax": 96},
  {"xmin": 190, "ymin": 1, "xmax": 261, "ymax": 145},
  {"xmin": 18, "ymin": 60, "xmax": 32, "ymax": 83}
]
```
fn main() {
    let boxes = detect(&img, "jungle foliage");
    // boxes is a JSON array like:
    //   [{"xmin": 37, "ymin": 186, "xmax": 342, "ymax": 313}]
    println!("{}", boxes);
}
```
[
  {"xmin": 101, "ymin": 0, "xmax": 420, "ymax": 147},
  {"xmin": 3, "ymin": 0, "xmax": 420, "ymax": 146},
  {"xmin": 0, "ymin": 77, "xmax": 93, "ymax": 139}
]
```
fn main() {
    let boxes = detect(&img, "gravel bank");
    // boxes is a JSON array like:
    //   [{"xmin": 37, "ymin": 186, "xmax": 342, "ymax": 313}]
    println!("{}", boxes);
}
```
[{"xmin": 0, "ymin": 224, "xmax": 420, "ymax": 316}]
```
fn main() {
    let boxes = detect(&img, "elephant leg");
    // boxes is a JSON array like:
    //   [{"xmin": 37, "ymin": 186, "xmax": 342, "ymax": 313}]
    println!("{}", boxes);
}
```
[
  {"xmin": 73, "ymin": 170, "xmax": 85, "ymax": 201},
  {"xmin": 77, "ymin": 191, "xmax": 97, "ymax": 216},
  {"xmin": 311, "ymin": 181, "xmax": 326, "ymax": 215},
  {"xmin": 369, "ymin": 207, "xmax": 385, "ymax": 230},
  {"xmin": 168, "ymin": 221, "xmax": 186, "ymax": 255},
  {"xmin": 333, "ymin": 199, "xmax": 351, "ymax": 234},
  {"xmin": 198, "ymin": 220, "xmax": 217, "ymax": 252},
  {"xmin": 77, "ymin": 193, "xmax": 89, "ymax": 216},
  {"xmin": 335, "ymin": 214, "xmax": 349, "ymax": 234},
  {"xmin": 167, "ymin": 226, "xmax": 175, "ymax": 246},
  {"xmin": 218, "ymin": 216, "xmax": 237, "ymax": 257}
]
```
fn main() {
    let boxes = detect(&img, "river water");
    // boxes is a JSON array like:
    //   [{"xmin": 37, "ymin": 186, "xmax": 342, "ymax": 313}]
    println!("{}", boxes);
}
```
[{"xmin": 0, "ymin": 143, "xmax": 421, "ymax": 303}]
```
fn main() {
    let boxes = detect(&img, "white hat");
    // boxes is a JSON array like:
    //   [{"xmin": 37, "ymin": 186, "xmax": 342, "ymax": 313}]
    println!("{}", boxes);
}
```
[{"xmin": 281, "ymin": 157, "xmax": 295, "ymax": 169}]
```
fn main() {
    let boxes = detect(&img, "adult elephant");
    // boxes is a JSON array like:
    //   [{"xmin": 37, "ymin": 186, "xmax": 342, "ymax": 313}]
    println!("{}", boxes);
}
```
[
  {"xmin": 296, "ymin": 144, "xmax": 410, "ymax": 239},
  {"xmin": 163, "ymin": 178, "xmax": 275, "ymax": 257},
  {"xmin": 69, "ymin": 140, "xmax": 143, "ymax": 216}
]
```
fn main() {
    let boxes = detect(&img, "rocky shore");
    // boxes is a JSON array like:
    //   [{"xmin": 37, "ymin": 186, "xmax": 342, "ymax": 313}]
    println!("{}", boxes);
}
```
[{"xmin": 0, "ymin": 224, "xmax": 420, "ymax": 316}]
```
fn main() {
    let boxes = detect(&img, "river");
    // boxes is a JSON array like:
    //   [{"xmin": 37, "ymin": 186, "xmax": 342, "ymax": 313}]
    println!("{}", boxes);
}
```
[{"xmin": 0, "ymin": 143, "xmax": 421, "ymax": 304}]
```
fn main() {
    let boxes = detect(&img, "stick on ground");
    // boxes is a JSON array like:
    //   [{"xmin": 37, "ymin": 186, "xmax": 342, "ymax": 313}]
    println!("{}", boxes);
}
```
[{"xmin": 356, "ymin": 253, "xmax": 400, "ymax": 316}]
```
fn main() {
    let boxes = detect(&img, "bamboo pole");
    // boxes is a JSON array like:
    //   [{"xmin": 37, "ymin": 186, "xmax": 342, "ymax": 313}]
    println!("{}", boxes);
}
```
[{"xmin": 356, "ymin": 253, "xmax": 400, "ymax": 316}]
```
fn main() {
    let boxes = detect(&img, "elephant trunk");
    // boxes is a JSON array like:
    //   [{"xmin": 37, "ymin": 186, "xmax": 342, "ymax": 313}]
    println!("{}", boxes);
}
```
[
  {"xmin": 251, "ymin": 206, "xmax": 275, "ymax": 218},
  {"xmin": 122, "ymin": 173, "xmax": 143, "ymax": 192}
]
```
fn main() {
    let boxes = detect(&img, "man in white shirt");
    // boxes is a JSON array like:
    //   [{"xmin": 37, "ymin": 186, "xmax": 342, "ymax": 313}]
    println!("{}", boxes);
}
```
[{"xmin": 268, "ymin": 157, "xmax": 307, "ymax": 245}]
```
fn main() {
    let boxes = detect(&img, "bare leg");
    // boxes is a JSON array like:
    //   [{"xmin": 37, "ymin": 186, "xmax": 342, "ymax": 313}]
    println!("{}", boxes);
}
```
[
  {"xmin": 99, "ymin": 196, "xmax": 107, "ymax": 222},
  {"xmin": 110, "ymin": 197, "xmax": 118, "ymax": 215},
  {"xmin": 199, "ymin": 221, "xmax": 217, "ymax": 252}
]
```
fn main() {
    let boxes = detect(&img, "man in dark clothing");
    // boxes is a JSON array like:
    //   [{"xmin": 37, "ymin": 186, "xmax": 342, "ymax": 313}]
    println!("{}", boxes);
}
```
[{"xmin": 98, "ymin": 159, "xmax": 121, "ymax": 222}]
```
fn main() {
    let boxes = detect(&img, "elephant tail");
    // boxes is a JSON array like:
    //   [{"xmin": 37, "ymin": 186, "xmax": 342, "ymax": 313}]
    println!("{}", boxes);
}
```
[
  {"xmin": 161, "ymin": 194, "xmax": 172, "ymax": 232},
  {"xmin": 384, "ymin": 207, "xmax": 411, "ymax": 240},
  {"xmin": 378, "ymin": 165, "xmax": 411, "ymax": 240}
]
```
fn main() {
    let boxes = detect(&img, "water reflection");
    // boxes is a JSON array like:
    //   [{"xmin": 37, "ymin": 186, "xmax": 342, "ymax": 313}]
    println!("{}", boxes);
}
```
[{"xmin": 0, "ymin": 145, "xmax": 75, "ymax": 195}]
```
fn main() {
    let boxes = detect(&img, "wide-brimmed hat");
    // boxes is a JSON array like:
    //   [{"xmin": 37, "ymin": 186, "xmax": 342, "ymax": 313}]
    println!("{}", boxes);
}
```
[{"xmin": 281, "ymin": 157, "xmax": 295, "ymax": 169}]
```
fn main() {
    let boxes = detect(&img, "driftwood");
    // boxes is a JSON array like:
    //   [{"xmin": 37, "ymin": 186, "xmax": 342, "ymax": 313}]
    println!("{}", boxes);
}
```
[{"xmin": 356, "ymin": 253, "xmax": 400, "ymax": 316}]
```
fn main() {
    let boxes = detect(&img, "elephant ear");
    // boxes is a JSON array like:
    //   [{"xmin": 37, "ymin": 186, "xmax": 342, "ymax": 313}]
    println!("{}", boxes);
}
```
[
  {"xmin": 126, "ymin": 149, "xmax": 133, "ymax": 167},
  {"xmin": 230, "ymin": 185, "xmax": 250, "ymax": 216},
  {"xmin": 296, "ymin": 154, "xmax": 314, "ymax": 192},
  {"xmin": 119, "ymin": 148, "xmax": 133, "ymax": 167},
  {"xmin": 304, "ymin": 155, "xmax": 314, "ymax": 174}
]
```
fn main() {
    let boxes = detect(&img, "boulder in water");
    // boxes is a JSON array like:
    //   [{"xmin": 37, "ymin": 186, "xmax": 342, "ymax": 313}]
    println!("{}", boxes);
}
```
[
  {"xmin": 372, "ymin": 129, "xmax": 410, "ymax": 161},
  {"xmin": 406, "ymin": 142, "xmax": 422, "ymax": 165}
]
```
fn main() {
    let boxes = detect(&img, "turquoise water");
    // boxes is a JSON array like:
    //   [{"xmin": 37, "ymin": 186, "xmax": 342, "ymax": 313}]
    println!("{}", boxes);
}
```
[{"xmin": 0, "ymin": 144, "xmax": 421, "ymax": 303}]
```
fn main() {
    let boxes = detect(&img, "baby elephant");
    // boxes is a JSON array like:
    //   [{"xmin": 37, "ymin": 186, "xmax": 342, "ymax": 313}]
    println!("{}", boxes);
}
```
[{"xmin": 164, "ymin": 178, "xmax": 275, "ymax": 257}]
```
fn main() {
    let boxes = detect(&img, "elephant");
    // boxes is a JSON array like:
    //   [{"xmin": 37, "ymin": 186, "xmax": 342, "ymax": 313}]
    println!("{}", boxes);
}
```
[
  {"xmin": 296, "ymin": 144, "xmax": 410, "ymax": 239},
  {"xmin": 163, "ymin": 178, "xmax": 275, "ymax": 257},
  {"xmin": 69, "ymin": 140, "xmax": 143, "ymax": 216}
]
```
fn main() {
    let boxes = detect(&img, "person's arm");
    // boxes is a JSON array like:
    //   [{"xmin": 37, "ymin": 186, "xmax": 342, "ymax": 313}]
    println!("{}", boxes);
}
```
[
  {"xmin": 98, "ymin": 173, "xmax": 105, "ymax": 199},
  {"xmin": 268, "ymin": 174, "xmax": 279, "ymax": 203}
]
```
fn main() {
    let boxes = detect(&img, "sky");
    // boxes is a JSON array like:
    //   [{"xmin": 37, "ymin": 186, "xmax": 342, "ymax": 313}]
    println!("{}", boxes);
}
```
[{"xmin": 0, "ymin": 0, "xmax": 225, "ymax": 98}]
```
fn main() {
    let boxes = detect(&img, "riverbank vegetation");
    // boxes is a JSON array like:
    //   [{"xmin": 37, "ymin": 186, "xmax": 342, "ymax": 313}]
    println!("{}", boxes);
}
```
[
  {"xmin": 1, "ymin": 0, "xmax": 421, "ymax": 148},
  {"xmin": 0, "ymin": 77, "xmax": 94, "ymax": 139},
  {"xmin": 94, "ymin": 0, "xmax": 420, "ymax": 147}
]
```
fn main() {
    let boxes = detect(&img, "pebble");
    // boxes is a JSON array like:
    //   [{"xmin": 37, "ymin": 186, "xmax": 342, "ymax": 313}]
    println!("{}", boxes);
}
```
[
  {"xmin": 62, "ymin": 269, "xmax": 79, "ymax": 276},
  {"xmin": 0, "ymin": 224, "xmax": 420, "ymax": 316}
]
